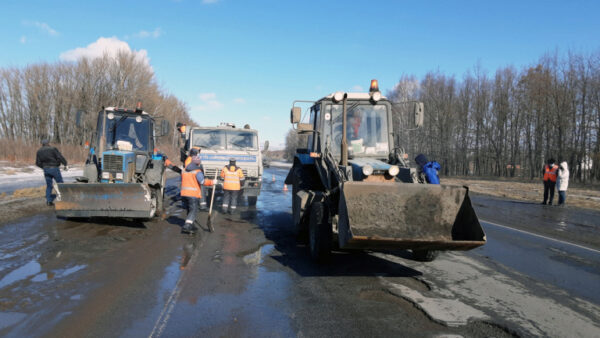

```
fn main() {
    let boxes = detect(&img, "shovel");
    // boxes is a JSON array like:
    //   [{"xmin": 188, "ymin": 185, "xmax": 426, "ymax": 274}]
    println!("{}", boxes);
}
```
[{"xmin": 206, "ymin": 171, "xmax": 219, "ymax": 232}]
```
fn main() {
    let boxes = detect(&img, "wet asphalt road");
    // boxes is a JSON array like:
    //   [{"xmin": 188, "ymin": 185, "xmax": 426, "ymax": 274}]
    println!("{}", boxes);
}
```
[{"xmin": 0, "ymin": 167, "xmax": 599, "ymax": 337}]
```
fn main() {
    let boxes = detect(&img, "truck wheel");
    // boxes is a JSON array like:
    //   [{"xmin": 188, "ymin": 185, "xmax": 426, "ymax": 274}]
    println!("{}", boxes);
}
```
[
  {"xmin": 412, "ymin": 249, "xmax": 439, "ymax": 262},
  {"xmin": 308, "ymin": 202, "xmax": 332, "ymax": 262},
  {"xmin": 247, "ymin": 196, "xmax": 257, "ymax": 206}
]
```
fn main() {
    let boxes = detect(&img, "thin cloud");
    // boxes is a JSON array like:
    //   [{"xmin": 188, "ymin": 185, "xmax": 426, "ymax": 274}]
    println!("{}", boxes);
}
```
[
  {"xmin": 59, "ymin": 37, "xmax": 151, "ymax": 69},
  {"xmin": 23, "ymin": 21, "xmax": 59, "ymax": 37},
  {"xmin": 126, "ymin": 28, "xmax": 163, "ymax": 39},
  {"xmin": 195, "ymin": 92, "xmax": 224, "ymax": 111},
  {"xmin": 202, "ymin": 0, "xmax": 221, "ymax": 4},
  {"xmin": 350, "ymin": 85, "xmax": 364, "ymax": 92},
  {"xmin": 20, "ymin": 36, "xmax": 27, "ymax": 44},
  {"xmin": 233, "ymin": 98, "xmax": 245, "ymax": 104}
]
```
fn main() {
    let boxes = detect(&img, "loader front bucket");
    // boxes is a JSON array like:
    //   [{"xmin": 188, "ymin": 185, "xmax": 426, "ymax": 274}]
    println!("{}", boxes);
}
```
[
  {"xmin": 337, "ymin": 182, "xmax": 485, "ymax": 251},
  {"xmin": 54, "ymin": 183, "xmax": 155, "ymax": 218}
]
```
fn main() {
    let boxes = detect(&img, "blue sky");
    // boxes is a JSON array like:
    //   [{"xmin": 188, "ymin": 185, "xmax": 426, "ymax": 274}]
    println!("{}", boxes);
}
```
[{"xmin": 1, "ymin": 0, "xmax": 599, "ymax": 148}]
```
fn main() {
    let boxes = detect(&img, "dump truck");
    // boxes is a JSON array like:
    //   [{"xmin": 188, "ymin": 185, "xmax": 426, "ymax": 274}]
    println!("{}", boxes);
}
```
[
  {"xmin": 54, "ymin": 104, "xmax": 170, "ymax": 219},
  {"xmin": 285, "ymin": 80, "xmax": 486, "ymax": 262},
  {"xmin": 177, "ymin": 123, "xmax": 266, "ymax": 206}
]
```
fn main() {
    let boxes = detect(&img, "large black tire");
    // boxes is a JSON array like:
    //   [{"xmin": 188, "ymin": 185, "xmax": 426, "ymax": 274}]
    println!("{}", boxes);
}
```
[
  {"xmin": 412, "ymin": 249, "xmax": 439, "ymax": 262},
  {"xmin": 292, "ymin": 166, "xmax": 311, "ymax": 242},
  {"xmin": 308, "ymin": 202, "xmax": 332, "ymax": 262},
  {"xmin": 247, "ymin": 196, "xmax": 257, "ymax": 206}
]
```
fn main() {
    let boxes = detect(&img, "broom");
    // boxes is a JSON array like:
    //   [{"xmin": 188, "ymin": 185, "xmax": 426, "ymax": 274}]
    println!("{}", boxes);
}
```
[{"xmin": 206, "ymin": 170, "xmax": 219, "ymax": 232}]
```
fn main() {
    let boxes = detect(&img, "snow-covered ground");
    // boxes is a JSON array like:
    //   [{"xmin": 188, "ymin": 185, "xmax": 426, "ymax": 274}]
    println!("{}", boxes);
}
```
[
  {"xmin": 0, "ymin": 163, "xmax": 83, "ymax": 195},
  {"xmin": 269, "ymin": 161, "xmax": 292, "ymax": 169}
]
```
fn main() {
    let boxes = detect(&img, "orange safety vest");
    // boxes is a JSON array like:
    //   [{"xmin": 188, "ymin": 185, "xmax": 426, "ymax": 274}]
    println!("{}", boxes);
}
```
[
  {"xmin": 543, "ymin": 164, "xmax": 558, "ymax": 182},
  {"xmin": 184, "ymin": 156, "xmax": 192, "ymax": 167},
  {"xmin": 181, "ymin": 169, "xmax": 202, "ymax": 198},
  {"xmin": 220, "ymin": 165, "xmax": 244, "ymax": 191},
  {"xmin": 181, "ymin": 169, "xmax": 215, "ymax": 198}
]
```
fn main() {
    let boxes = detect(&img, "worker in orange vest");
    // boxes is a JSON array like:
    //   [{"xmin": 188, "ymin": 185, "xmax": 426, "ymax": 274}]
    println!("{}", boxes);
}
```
[
  {"xmin": 183, "ymin": 147, "xmax": 208, "ymax": 209},
  {"xmin": 220, "ymin": 158, "xmax": 244, "ymax": 214},
  {"xmin": 181, "ymin": 155, "xmax": 213, "ymax": 233},
  {"xmin": 542, "ymin": 158, "xmax": 558, "ymax": 205},
  {"xmin": 184, "ymin": 147, "xmax": 201, "ymax": 167}
]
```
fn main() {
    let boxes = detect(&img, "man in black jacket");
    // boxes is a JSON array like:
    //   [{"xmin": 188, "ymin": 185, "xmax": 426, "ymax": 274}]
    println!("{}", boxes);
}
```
[{"xmin": 35, "ymin": 139, "xmax": 67, "ymax": 206}]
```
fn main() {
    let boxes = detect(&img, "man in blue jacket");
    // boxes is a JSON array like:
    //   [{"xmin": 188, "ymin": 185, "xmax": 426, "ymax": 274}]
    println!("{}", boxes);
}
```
[{"xmin": 415, "ymin": 154, "xmax": 441, "ymax": 184}]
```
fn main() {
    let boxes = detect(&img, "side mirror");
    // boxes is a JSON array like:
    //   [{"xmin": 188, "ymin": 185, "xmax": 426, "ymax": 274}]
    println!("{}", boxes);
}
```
[
  {"xmin": 290, "ymin": 107, "xmax": 302, "ymax": 124},
  {"xmin": 263, "ymin": 140, "xmax": 269, "ymax": 152},
  {"xmin": 414, "ymin": 102, "xmax": 424, "ymax": 128},
  {"xmin": 75, "ymin": 110, "xmax": 84, "ymax": 127},
  {"xmin": 161, "ymin": 120, "xmax": 170, "ymax": 136},
  {"xmin": 297, "ymin": 123, "xmax": 313, "ymax": 132}
]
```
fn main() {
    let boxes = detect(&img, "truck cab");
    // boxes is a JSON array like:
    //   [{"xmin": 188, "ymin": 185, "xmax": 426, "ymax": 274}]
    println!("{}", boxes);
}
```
[{"xmin": 180, "ymin": 123, "xmax": 264, "ymax": 206}]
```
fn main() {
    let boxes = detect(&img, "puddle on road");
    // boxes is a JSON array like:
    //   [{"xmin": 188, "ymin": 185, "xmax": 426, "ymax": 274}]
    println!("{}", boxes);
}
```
[
  {"xmin": 12, "ymin": 264, "xmax": 86, "ymax": 284},
  {"xmin": 0, "ymin": 259, "xmax": 41, "ymax": 289},
  {"xmin": 0, "ymin": 312, "xmax": 27, "ymax": 330},
  {"xmin": 242, "ymin": 244, "xmax": 274, "ymax": 266}
]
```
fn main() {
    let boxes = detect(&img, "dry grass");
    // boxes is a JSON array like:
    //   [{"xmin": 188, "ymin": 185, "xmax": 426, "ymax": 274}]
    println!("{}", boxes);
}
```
[
  {"xmin": 11, "ymin": 186, "xmax": 46, "ymax": 198},
  {"xmin": 445, "ymin": 177, "xmax": 600, "ymax": 210},
  {"xmin": 0, "ymin": 139, "xmax": 87, "ymax": 165},
  {"xmin": 0, "ymin": 139, "xmax": 180, "ymax": 165}
]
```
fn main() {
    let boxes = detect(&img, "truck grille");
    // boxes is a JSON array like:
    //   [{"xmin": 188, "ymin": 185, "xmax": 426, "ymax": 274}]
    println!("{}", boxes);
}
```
[
  {"xmin": 104, "ymin": 154, "xmax": 123, "ymax": 172},
  {"xmin": 204, "ymin": 168, "xmax": 248, "ymax": 178}
]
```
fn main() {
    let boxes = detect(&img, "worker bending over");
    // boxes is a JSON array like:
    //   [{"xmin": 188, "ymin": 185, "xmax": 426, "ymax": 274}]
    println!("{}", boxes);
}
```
[{"xmin": 220, "ymin": 158, "xmax": 244, "ymax": 214}]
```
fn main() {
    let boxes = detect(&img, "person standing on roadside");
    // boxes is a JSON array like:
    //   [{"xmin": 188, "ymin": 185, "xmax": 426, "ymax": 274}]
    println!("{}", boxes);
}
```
[
  {"xmin": 35, "ymin": 139, "xmax": 67, "ymax": 206},
  {"xmin": 220, "ymin": 158, "xmax": 244, "ymax": 214},
  {"xmin": 542, "ymin": 158, "xmax": 558, "ymax": 205},
  {"xmin": 557, "ymin": 161, "xmax": 569, "ymax": 206}
]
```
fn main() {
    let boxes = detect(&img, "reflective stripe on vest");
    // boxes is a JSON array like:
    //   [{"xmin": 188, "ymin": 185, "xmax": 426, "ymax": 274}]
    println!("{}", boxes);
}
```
[
  {"xmin": 544, "ymin": 165, "xmax": 558, "ymax": 182},
  {"xmin": 221, "ymin": 166, "xmax": 243, "ymax": 191},
  {"xmin": 181, "ymin": 169, "xmax": 202, "ymax": 198}
]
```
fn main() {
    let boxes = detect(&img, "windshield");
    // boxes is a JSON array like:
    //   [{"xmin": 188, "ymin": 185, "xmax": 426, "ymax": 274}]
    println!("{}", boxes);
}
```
[
  {"xmin": 101, "ymin": 115, "xmax": 151, "ymax": 151},
  {"xmin": 192, "ymin": 129, "xmax": 258, "ymax": 150},
  {"xmin": 326, "ymin": 103, "xmax": 389, "ymax": 156}
]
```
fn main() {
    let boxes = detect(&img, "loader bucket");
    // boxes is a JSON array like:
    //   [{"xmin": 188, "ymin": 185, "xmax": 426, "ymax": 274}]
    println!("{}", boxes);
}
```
[
  {"xmin": 337, "ymin": 182, "xmax": 485, "ymax": 251},
  {"xmin": 54, "ymin": 183, "xmax": 155, "ymax": 218}
]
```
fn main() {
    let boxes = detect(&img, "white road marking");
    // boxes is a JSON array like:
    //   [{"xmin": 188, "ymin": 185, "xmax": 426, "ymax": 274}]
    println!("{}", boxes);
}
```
[{"xmin": 480, "ymin": 218, "xmax": 600, "ymax": 254}]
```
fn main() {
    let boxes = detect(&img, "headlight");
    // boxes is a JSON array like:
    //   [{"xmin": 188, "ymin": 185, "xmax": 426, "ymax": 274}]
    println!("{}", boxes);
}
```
[
  {"xmin": 115, "ymin": 172, "xmax": 124, "ymax": 180},
  {"xmin": 370, "ymin": 91, "xmax": 382, "ymax": 102},
  {"xmin": 388, "ymin": 165, "xmax": 399, "ymax": 176},
  {"xmin": 362, "ymin": 165, "xmax": 373, "ymax": 176},
  {"xmin": 333, "ymin": 91, "xmax": 345, "ymax": 103},
  {"xmin": 101, "ymin": 172, "xmax": 110, "ymax": 179}
]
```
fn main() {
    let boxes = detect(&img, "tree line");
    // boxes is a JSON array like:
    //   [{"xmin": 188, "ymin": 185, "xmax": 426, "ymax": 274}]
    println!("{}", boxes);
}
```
[
  {"xmin": 389, "ymin": 51, "xmax": 599, "ymax": 183},
  {"xmin": 0, "ymin": 51, "xmax": 194, "ymax": 160}
]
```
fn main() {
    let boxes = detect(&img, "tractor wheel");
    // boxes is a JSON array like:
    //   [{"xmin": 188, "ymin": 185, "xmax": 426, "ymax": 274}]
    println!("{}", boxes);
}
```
[
  {"xmin": 247, "ymin": 196, "xmax": 257, "ymax": 206},
  {"xmin": 292, "ymin": 167, "xmax": 310, "ymax": 242},
  {"xmin": 412, "ymin": 249, "xmax": 439, "ymax": 262},
  {"xmin": 151, "ymin": 186, "xmax": 164, "ymax": 218},
  {"xmin": 308, "ymin": 202, "xmax": 332, "ymax": 262}
]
